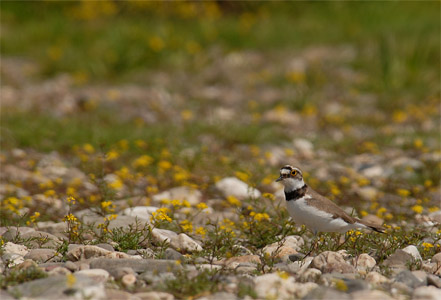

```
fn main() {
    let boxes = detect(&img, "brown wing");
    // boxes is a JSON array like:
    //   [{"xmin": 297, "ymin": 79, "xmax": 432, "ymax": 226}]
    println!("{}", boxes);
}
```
[{"xmin": 306, "ymin": 188, "xmax": 357, "ymax": 224}]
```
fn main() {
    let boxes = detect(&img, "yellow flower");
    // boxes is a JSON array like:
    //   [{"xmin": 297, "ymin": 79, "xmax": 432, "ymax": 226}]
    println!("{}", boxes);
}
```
[
  {"xmin": 118, "ymin": 139, "xmax": 129, "ymax": 151},
  {"xmin": 108, "ymin": 179, "xmax": 123, "ymax": 190},
  {"xmin": 151, "ymin": 207, "xmax": 172, "ymax": 223},
  {"xmin": 181, "ymin": 110, "xmax": 194, "ymax": 121},
  {"xmin": 253, "ymin": 212, "xmax": 270, "ymax": 222},
  {"xmin": 392, "ymin": 110, "xmax": 407, "ymax": 123},
  {"xmin": 64, "ymin": 213, "xmax": 78, "ymax": 222},
  {"xmin": 195, "ymin": 226, "xmax": 206, "ymax": 236},
  {"xmin": 424, "ymin": 179, "xmax": 433, "ymax": 188},
  {"xmin": 357, "ymin": 177, "xmax": 370, "ymax": 187},
  {"xmin": 158, "ymin": 160, "xmax": 172, "ymax": 172},
  {"xmin": 263, "ymin": 193, "xmax": 275, "ymax": 201},
  {"xmin": 135, "ymin": 140, "xmax": 147, "ymax": 149},
  {"xmin": 414, "ymin": 138, "xmax": 423, "ymax": 149},
  {"xmin": 235, "ymin": 171, "xmax": 250, "ymax": 182},
  {"xmin": 83, "ymin": 143, "xmax": 95, "ymax": 154},
  {"xmin": 106, "ymin": 150, "xmax": 120, "ymax": 161},
  {"xmin": 411, "ymin": 205, "xmax": 423, "ymax": 214},
  {"xmin": 180, "ymin": 219, "xmax": 193, "ymax": 233},
  {"xmin": 149, "ymin": 36, "xmax": 165, "ymax": 52},
  {"xmin": 44, "ymin": 189, "xmax": 56, "ymax": 197},
  {"xmin": 226, "ymin": 195, "xmax": 241, "ymax": 207},
  {"xmin": 132, "ymin": 155, "xmax": 153, "ymax": 168},
  {"xmin": 397, "ymin": 189, "xmax": 410, "ymax": 197},
  {"xmin": 422, "ymin": 242, "xmax": 434, "ymax": 251},
  {"xmin": 196, "ymin": 203, "xmax": 208, "ymax": 210},
  {"xmin": 277, "ymin": 271, "xmax": 290, "ymax": 280}
]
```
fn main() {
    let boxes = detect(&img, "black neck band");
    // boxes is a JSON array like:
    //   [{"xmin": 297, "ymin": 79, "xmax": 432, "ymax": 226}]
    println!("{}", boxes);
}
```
[{"xmin": 285, "ymin": 184, "xmax": 307, "ymax": 201}]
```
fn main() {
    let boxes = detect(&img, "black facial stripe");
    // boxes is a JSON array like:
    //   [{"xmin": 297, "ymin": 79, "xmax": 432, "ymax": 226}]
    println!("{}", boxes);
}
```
[{"xmin": 285, "ymin": 184, "xmax": 307, "ymax": 201}]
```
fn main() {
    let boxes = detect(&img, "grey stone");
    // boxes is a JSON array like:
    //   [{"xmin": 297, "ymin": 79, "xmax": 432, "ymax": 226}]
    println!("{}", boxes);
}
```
[
  {"xmin": 215, "ymin": 177, "xmax": 261, "ymax": 200},
  {"xmin": 353, "ymin": 253, "xmax": 376, "ymax": 271},
  {"xmin": 90, "ymin": 258, "xmax": 182, "ymax": 273},
  {"xmin": 365, "ymin": 271, "xmax": 390, "ymax": 285},
  {"xmin": 3, "ymin": 242, "xmax": 29, "ymax": 256},
  {"xmin": 76, "ymin": 268, "xmax": 110, "ymax": 283},
  {"xmin": 402, "ymin": 245, "xmax": 422, "ymax": 262},
  {"xmin": 107, "ymin": 267, "xmax": 136, "ymax": 280},
  {"xmin": 320, "ymin": 273, "xmax": 367, "ymax": 293},
  {"xmin": 351, "ymin": 290, "xmax": 394, "ymax": 300},
  {"xmin": 428, "ymin": 274, "xmax": 441, "ymax": 288},
  {"xmin": 66, "ymin": 245, "xmax": 131, "ymax": 261},
  {"xmin": 298, "ymin": 268, "xmax": 322, "ymax": 283},
  {"xmin": 7, "ymin": 274, "xmax": 105, "ymax": 299},
  {"xmin": 1, "ymin": 227, "xmax": 35, "ymax": 241},
  {"xmin": 47, "ymin": 266, "xmax": 72, "ymax": 276},
  {"xmin": 303, "ymin": 286, "xmax": 351, "ymax": 300},
  {"xmin": 64, "ymin": 261, "xmax": 78, "ymax": 272},
  {"xmin": 383, "ymin": 249, "xmax": 414, "ymax": 268},
  {"xmin": 153, "ymin": 186, "xmax": 203, "ymax": 205},
  {"xmin": 20, "ymin": 230, "xmax": 61, "ymax": 248},
  {"xmin": 413, "ymin": 286, "xmax": 441, "ymax": 300},
  {"xmin": 24, "ymin": 248, "xmax": 59, "ymax": 263},
  {"xmin": 122, "ymin": 206, "xmax": 158, "ymax": 220},
  {"xmin": 95, "ymin": 243, "xmax": 115, "ymax": 252},
  {"xmin": 2, "ymin": 253, "xmax": 24, "ymax": 267},
  {"xmin": 139, "ymin": 271, "xmax": 176, "ymax": 285},
  {"xmin": 394, "ymin": 270, "xmax": 425, "ymax": 289},
  {"xmin": 164, "ymin": 248, "xmax": 184, "ymax": 260},
  {"xmin": 196, "ymin": 292, "xmax": 239, "ymax": 300},
  {"xmin": 134, "ymin": 291, "xmax": 175, "ymax": 300}
]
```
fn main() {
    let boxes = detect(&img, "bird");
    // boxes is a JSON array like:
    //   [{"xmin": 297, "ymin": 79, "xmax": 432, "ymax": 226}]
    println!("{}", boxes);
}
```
[{"xmin": 276, "ymin": 165, "xmax": 385, "ymax": 235}]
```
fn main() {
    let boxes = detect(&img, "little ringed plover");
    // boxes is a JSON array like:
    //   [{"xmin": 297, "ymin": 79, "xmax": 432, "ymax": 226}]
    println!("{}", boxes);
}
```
[{"xmin": 276, "ymin": 165, "xmax": 385, "ymax": 234}]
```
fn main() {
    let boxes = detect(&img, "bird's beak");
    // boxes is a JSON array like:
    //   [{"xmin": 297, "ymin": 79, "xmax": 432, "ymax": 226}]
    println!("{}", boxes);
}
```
[{"xmin": 275, "ymin": 176, "xmax": 283, "ymax": 182}]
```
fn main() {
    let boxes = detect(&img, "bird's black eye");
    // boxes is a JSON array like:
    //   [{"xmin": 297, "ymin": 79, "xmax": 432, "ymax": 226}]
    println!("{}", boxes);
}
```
[{"xmin": 291, "ymin": 170, "xmax": 297, "ymax": 176}]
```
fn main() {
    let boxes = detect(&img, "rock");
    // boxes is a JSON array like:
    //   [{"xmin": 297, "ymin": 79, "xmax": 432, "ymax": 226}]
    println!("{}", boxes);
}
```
[
  {"xmin": 3, "ymin": 242, "xmax": 29, "ymax": 256},
  {"xmin": 365, "ymin": 271, "xmax": 390, "ymax": 285},
  {"xmin": 360, "ymin": 214, "xmax": 384, "ymax": 227},
  {"xmin": 66, "ymin": 245, "xmax": 131, "ymax": 261},
  {"xmin": 412, "ymin": 270, "xmax": 428, "ymax": 285},
  {"xmin": 8, "ymin": 275, "xmax": 105, "ymax": 299},
  {"xmin": 394, "ymin": 270, "xmax": 426, "ymax": 289},
  {"xmin": 293, "ymin": 138, "xmax": 314, "ymax": 157},
  {"xmin": 413, "ymin": 286, "xmax": 441, "ymax": 300},
  {"xmin": 311, "ymin": 251, "xmax": 355, "ymax": 273},
  {"xmin": 47, "ymin": 266, "xmax": 71, "ymax": 276},
  {"xmin": 263, "ymin": 236, "xmax": 304, "ymax": 257},
  {"xmin": 164, "ymin": 248, "xmax": 184, "ymax": 261},
  {"xmin": 152, "ymin": 186, "xmax": 203, "ymax": 206},
  {"xmin": 352, "ymin": 290, "xmax": 394, "ymax": 300},
  {"xmin": 428, "ymin": 274, "xmax": 441, "ymax": 288},
  {"xmin": 64, "ymin": 261, "xmax": 78, "ymax": 272},
  {"xmin": 2, "ymin": 253, "xmax": 24, "ymax": 267},
  {"xmin": 319, "ymin": 273, "xmax": 367, "ymax": 292},
  {"xmin": 15, "ymin": 259, "xmax": 38, "ymax": 270},
  {"xmin": 196, "ymin": 292, "xmax": 239, "ymax": 300},
  {"xmin": 24, "ymin": 248, "xmax": 58, "ymax": 263},
  {"xmin": 303, "ymin": 286, "xmax": 351, "ymax": 300},
  {"xmin": 20, "ymin": 231, "xmax": 61, "ymax": 248},
  {"xmin": 292, "ymin": 282, "xmax": 319, "ymax": 298},
  {"xmin": 90, "ymin": 258, "xmax": 182, "ymax": 273},
  {"xmin": 134, "ymin": 291, "xmax": 175, "ymax": 300},
  {"xmin": 151, "ymin": 229, "xmax": 202, "ymax": 253},
  {"xmin": 215, "ymin": 177, "xmax": 261, "ymax": 200},
  {"xmin": 108, "ymin": 267, "xmax": 136, "ymax": 280},
  {"xmin": 353, "ymin": 253, "xmax": 376, "ymax": 271},
  {"xmin": 356, "ymin": 186, "xmax": 378, "ymax": 201},
  {"xmin": 0, "ymin": 290, "xmax": 15, "ymax": 300},
  {"xmin": 122, "ymin": 206, "xmax": 158, "ymax": 220},
  {"xmin": 121, "ymin": 273, "xmax": 137, "ymax": 287},
  {"xmin": 95, "ymin": 243, "xmax": 115, "ymax": 252},
  {"xmin": 222, "ymin": 255, "xmax": 260, "ymax": 269},
  {"xmin": 429, "ymin": 210, "xmax": 441, "ymax": 223},
  {"xmin": 383, "ymin": 249, "xmax": 414, "ymax": 268},
  {"xmin": 139, "ymin": 271, "xmax": 176, "ymax": 285},
  {"xmin": 37, "ymin": 221, "xmax": 67, "ymax": 237},
  {"xmin": 76, "ymin": 269, "xmax": 110, "ymax": 283},
  {"xmin": 105, "ymin": 289, "xmax": 138, "ymax": 300},
  {"xmin": 298, "ymin": 268, "xmax": 322, "ymax": 283},
  {"xmin": 254, "ymin": 273, "xmax": 296, "ymax": 299},
  {"xmin": 175, "ymin": 233, "xmax": 202, "ymax": 252},
  {"xmin": 431, "ymin": 252, "xmax": 441, "ymax": 264},
  {"xmin": 402, "ymin": 245, "xmax": 422, "ymax": 261}
]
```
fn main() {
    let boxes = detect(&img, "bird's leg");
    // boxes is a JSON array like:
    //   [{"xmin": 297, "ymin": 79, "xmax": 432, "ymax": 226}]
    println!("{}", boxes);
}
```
[{"xmin": 304, "ymin": 231, "xmax": 319, "ymax": 257}]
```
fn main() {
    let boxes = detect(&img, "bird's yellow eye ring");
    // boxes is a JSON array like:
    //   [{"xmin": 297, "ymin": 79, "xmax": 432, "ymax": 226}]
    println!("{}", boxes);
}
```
[{"xmin": 291, "ymin": 170, "xmax": 297, "ymax": 176}]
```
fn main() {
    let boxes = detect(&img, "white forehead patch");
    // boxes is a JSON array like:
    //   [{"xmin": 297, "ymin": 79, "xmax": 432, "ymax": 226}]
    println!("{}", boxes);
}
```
[{"xmin": 281, "ymin": 169, "xmax": 291, "ymax": 175}]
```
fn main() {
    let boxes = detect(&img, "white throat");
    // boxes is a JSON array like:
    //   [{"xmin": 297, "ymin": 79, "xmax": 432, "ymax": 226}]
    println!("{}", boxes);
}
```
[{"xmin": 282, "ymin": 178, "xmax": 305, "ymax": 192}]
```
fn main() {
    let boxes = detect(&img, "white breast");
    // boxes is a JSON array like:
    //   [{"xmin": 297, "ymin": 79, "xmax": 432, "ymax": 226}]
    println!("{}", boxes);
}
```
[{"xmin": 285, "ymin": 196, "xmax": 360, "ymax": 234}]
